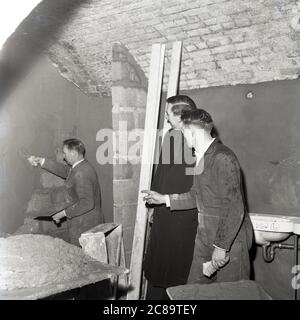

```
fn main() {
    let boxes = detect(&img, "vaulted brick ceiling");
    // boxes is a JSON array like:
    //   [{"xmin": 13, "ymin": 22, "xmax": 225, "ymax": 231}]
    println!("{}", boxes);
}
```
[{"xmin": 2, "ymin": 0, "xmax": 300, "ymax": 98}]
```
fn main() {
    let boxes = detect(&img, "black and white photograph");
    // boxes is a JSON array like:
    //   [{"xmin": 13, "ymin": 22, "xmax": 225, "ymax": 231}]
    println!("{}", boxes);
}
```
[{"xmin": 0, "ymin": 0, "xmax": 300, "ymax": 311}]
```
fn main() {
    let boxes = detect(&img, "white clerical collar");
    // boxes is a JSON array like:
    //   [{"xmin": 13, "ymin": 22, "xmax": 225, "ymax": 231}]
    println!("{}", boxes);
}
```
[
  {"xmin": 72, "ymin": 158, "xmax": 85, "ymax": 169},
  {"xmin": 194, "ymin": 138, "xmax": 215, "ymax": 166}
]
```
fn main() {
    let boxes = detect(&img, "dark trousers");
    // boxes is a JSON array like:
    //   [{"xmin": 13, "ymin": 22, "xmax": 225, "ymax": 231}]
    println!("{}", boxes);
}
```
[
  {"xmin": 188, "ymin": 228, "xmax": 250, "ymax": 284},
  {"xmin": 146, "ymin": 281, "xmax": 170, "ymax": 300}
]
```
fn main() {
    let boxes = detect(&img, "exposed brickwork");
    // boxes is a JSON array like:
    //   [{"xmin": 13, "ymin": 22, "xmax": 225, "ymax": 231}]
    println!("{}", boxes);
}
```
[
  {"xmin": 111, "ymin": 43, "xmax": 147, "ymax": 266},
  {"xmin": 38, "ymin": 0, "xmax": 300, "ymax": 94},
  {"xmin": 47, "ymin": 40, "xmax": 107, "ymax": 97}
]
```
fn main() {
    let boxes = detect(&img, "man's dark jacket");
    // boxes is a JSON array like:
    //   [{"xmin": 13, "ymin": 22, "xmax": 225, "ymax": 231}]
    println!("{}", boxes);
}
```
[
  {"xmin": 169, "ymin": 139, "xmax": 253, "ymax": 282},
  {"xmin": 43, "ymin": 158, "xmax": 104, "ymax": 245}
]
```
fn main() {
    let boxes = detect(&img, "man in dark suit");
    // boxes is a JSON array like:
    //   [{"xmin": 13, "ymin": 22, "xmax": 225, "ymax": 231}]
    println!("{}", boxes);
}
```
[{"xmin": 28, "ymin": 138, "xmax": 104, "ymax": 246}]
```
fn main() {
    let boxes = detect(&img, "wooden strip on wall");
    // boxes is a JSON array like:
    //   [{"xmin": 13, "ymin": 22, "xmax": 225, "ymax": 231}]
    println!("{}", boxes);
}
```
[
  {"xmin": 167, "ymin": 41, "xmax": 182, "ymax": 98},
  {"xmin": 163, "ymin": 41, "xmax": 183, "ymax": 136},
  {"xmin": 126, "ymin": 43, "xmax": 165, "ymax": 300}
]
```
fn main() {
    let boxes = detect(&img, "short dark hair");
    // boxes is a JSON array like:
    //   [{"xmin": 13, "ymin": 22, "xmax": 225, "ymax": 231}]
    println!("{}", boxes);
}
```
[
  {"xmin": 166, "ymin": 95, "xmax": 197, "ymax": 116},
  {"xmin": 63, "ymin": 138, "xmax": 86, "ymax": 156},
  {"xmin": 181, "ymin": 109, "xmax": 214, "ymax": 132}
]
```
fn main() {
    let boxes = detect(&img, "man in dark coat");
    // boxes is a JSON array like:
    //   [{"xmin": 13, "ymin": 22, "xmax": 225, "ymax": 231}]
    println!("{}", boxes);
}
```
[
  {"xmin": 143, "ymin": 108, "xmax": 253, "ymax": 284},
  {"xmin": 28, "ymin": 138, "xmax": 104, "ymax": 246},
  {"xmin": 143, "ymin": 95, "xmax": 198, "ymax": 299}
]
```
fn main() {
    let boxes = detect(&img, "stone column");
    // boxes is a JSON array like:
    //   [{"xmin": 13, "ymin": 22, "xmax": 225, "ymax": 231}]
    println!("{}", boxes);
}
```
[{"xmin": 111, "ymin": 43, "xmax": 148, "ymax": 266}]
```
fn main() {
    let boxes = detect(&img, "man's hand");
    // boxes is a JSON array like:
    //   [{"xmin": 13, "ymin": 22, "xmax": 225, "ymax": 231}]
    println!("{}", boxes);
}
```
[
  {"xmin": 52, "ymin": 210, "xmax": 66, "ymax": 224},
  {"xmin": 141, "ymin": 190, "xmax": 166, "ymax": 205},
  {"xmin": 28, "ymin": 155, "xmax": 44, "ymax": 167},
  {"xmin": 211, "ymin": 246, "xmax": 230, "ymax": 269}
]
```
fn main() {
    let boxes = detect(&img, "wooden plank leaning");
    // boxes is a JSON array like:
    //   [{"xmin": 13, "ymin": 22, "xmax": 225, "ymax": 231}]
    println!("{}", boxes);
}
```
[
  {"xmin": 126, "ymin": 43, "xmax": 165, "ymax": 300},
  {"xmin": 141, "ymin": 41, "xmax": 183, "ymax": 299},
  {"xmin": 163, "ymin": 41, "xmax": 183, "ymax": 136}
]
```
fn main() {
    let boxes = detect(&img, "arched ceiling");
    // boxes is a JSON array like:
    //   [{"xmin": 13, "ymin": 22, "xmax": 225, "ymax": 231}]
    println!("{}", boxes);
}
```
[{"xmin": 1, "ymin": 0, "xmax": 300, "ymax": 99}]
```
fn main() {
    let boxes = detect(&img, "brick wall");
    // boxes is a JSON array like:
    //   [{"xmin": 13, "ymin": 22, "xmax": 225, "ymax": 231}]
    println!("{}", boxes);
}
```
[
  {"xmin": 40, "ymin": 0, "xmax": 300, "ymax": 95},
  {"xmin": 111, "ymin": 43, "xmax": 147, "ymax": 266}
]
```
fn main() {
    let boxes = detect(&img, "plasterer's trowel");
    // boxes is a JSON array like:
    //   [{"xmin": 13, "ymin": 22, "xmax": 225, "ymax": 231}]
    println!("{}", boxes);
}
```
[{"xmin": 33, "ymin": 210, "xmax": 64, "ymax": 227}]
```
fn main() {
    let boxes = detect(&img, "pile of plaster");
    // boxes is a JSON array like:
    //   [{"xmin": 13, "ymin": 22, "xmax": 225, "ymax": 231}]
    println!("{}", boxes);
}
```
[{"xmin": 0, "ymin": 234, "xmax": 92, "ymax": 291}]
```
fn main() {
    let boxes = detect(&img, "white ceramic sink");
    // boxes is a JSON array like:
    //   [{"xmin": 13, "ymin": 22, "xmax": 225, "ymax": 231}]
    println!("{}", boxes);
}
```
[{"xmin": 249, "ymin": 213, "xmax": 294, "ymax": 245}]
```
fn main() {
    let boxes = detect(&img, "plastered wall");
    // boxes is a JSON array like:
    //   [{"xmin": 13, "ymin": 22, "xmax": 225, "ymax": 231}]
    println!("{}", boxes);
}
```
[
  {"xmin": 0, "ymin": 54, "xmax": 113, "ymax": 233},
  {"xmin": 180, "ymin": 78, "xmax": 300, "ymax": 299}
]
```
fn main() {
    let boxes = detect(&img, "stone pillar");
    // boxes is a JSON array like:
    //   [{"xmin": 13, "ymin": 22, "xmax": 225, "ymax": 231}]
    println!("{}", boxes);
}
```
[{"xmin": 111, "ymin": 43, "xmax": 148, "ymax": 267}]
